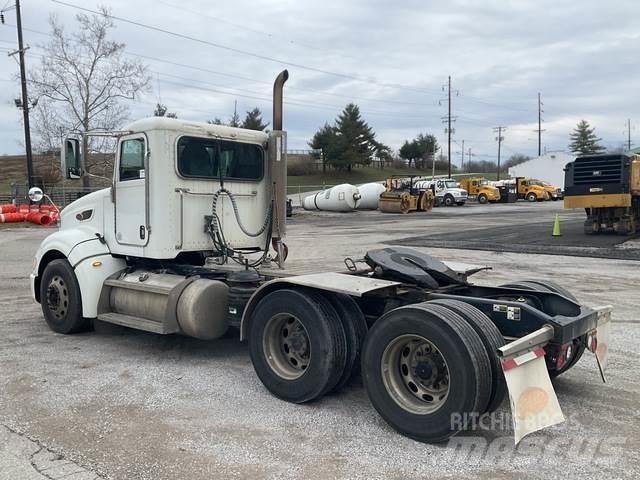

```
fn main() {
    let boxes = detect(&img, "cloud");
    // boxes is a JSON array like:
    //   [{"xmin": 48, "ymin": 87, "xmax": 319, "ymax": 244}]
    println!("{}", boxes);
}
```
[{"xmin": 0, "ymin": 0, "xmax": 638, "ymax": 160}]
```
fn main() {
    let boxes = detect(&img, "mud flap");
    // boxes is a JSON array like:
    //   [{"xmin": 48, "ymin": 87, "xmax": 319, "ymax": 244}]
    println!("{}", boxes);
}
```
[
  {"xmin": 501, "ymin": 347, "xmax": 565, "ymax": 444},
  {"xmin": 588, "ymin": 305, "xmax": 612, "ymax": 383}
]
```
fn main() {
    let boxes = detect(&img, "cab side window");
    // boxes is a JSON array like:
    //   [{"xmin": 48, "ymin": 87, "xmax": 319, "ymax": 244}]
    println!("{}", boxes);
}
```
[{"xmin": 119, "ymin": 138, "xmax": 145, "ymax": 181}]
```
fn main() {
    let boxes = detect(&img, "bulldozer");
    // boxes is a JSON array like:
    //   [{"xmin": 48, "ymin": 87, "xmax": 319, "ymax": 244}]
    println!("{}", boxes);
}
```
[{"xmin": 378, "ymin": 176, "xmax": 435, "ymax": 214}]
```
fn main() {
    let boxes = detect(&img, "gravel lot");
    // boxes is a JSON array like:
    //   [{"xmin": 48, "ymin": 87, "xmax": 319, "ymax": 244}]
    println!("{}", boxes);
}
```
[{"xmin": 1, "ymin": 201, "xmax": 639, "ymax": 479}]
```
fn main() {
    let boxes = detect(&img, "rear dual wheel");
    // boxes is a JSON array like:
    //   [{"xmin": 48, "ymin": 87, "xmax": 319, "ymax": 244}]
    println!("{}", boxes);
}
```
[
  {"xmin": 248, "ymin": 289, "xmax": 366, "ymax": 404},
  {"xmin": 361, "ymin": 302, "xmax": 493, "ymax": 443}
]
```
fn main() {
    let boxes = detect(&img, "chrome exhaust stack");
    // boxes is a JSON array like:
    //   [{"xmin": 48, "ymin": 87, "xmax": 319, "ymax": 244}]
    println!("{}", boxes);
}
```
[{"xmin": 269, "ymin": 70, "xmax": 289, "ymax": 267}]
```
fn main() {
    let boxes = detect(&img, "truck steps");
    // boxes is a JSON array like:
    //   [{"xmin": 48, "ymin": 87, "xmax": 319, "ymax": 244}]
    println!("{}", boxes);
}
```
[{"xmin": 97, "ymin": 312, "xmax": 170, "ymax": 334}]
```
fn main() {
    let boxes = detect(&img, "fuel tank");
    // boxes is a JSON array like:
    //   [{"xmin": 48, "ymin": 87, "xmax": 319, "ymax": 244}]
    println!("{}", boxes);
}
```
[{"xmin": 107, "ymin": 271, "xmax": 229, "ymax": 340}]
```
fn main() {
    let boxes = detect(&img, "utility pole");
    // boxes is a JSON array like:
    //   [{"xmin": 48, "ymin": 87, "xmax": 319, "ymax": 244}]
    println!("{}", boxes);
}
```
[
  {"xmin": 536, "ymin": 92, "xmax": 545, "ymax": 157},
  {"xmin": 627, "ymin": 119, "xmax": 633, "ymax": 151},
  {"xmin": 460, "ymin": 139, "xmax": 465, "ymax": 171},
  {"xmin": 467, "ymin": 147, "xmax": 472, "ymax": 168},
  {"xmin": 493, "ymin": 126, "xmax": 506, "ymax": 181},
  {"xmin": 440, "ymin": 76, "xmax": 457, "ymax": 178},
  {"xmin": 5, "ymin": 0, "xmax": 34, "ymax": 189},
  {"xmin": 447, "ymin": 76, "xmax": 452, "ymax": 177}
]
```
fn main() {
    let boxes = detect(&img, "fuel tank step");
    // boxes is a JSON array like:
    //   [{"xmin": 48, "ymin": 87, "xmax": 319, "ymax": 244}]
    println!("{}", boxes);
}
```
[{"xmin": 97, "ymin": 312, "xmax": 172, "ymax": 334}]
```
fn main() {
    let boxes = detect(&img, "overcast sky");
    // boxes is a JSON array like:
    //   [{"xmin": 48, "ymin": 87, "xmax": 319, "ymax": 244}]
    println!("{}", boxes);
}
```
[{"xmin": 0, "ymin": 0, "xmax": 638, "ymax": 165}]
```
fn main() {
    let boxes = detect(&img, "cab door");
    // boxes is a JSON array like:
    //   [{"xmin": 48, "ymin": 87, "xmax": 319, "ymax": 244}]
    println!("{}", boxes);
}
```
[{"xmin": 114, "ymin": 134, "xmax": 148, "ymax": 247}]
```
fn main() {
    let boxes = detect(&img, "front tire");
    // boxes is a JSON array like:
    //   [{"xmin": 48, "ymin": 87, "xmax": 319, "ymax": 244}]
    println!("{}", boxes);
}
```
[
  {"xmin": 248, "ymin": 289, "xmax": 347, "ymax": 403},
  {"xmin": 478, "ymin": 193, "xmax": 488, "ymax": 204},
  {"xmin": 40, "ymin": 259, "xmax": 91, "ymax": 334},
  {"xmin": 443, "ymin": 194, "xmax": 455, "ymax": 207},
  {"xmin": 526, "ymin": 192, "xmax": 537, "ymax": 202}
]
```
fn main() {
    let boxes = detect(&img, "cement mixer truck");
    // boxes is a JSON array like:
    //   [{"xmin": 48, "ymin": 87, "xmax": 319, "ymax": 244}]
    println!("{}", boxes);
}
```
[{"xmin": 30, "ymin": 70, "xmax": 612, "ymax": 445}]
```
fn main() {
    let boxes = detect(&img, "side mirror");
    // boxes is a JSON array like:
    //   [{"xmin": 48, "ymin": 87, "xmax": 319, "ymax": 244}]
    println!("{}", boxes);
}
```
[
  {"xmin": 28, "ymin": 187, "xmax": 44, "ymax": 202},
  {"xmin": 62, "ymin": 138, "xmax": 82, "ymax": 179}
]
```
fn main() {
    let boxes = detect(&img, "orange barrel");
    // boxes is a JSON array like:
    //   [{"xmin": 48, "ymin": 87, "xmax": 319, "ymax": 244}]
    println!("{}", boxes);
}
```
[
  {"xmin": 29, "ymin": 204, "xmax": 40, "ymax": 213},
  {"xmin": 18, "ymin": 204, "xmax": 30, "ymax": 214},
  {"xmin": 0, "ymin": 204, "xmax": 17, "ymax": 213},
  {"xmin": 0, "ymin": 212, "xmax": 26, "ymax": 223},
  {"xmin": 39, "ymin": 204, "xmax": 51, "ymax": 213},
  {"xmin": 26, "ymin": 212, "xmax": 52, "ymax": 225}
]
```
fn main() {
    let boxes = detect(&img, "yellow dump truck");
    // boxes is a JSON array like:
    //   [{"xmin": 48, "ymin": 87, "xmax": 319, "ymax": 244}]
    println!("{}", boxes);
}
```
[
  {"xmin": 564, "ymin": 153, "xmax": 640, "ymax": 234},
  {"xmin": 458, "ymin": 178, "xmax": 501, "ymax": 204},
  {"xmin": 533, "ymin": 180, "xmax": 563, "ymax": 201},
  {"xmin": 509, "ymin": 177, "xmax": 550, "ymax": 202}
]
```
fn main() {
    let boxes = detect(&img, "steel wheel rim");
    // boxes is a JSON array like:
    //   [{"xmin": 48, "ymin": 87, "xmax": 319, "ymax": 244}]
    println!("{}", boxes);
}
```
[
  {"xmin": 263, "ymin": 313, "xmax": 310, "ymax": 380},
  {"xmin": 46, "ymin": 275, "xmax": 69, "ymax": 320},
  {"xmin": 381, "ymin": 334, "xmax": 450, "ymax": 415}
]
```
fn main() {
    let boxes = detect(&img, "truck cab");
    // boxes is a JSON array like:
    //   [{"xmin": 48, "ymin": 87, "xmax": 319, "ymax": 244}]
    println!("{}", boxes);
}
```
[
  {"xmin": 458, "ymin": 178, "xmax": 500, "ymax": 204},
  {"xmin": 509, "ymin": 177, "xmax": 550, "ymax": 202},
  {"xmin": 535, "ymin": 180, "xmax": 563, "ymax": 201},
  {"xmin": 416, "ymin": 178, "xmax": 468, "ymax": 206}
]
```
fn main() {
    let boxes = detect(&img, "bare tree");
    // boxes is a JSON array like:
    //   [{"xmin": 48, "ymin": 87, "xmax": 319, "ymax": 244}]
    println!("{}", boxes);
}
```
[{"xmin": 29, "ymin": 7, "xmax": 150, "ymax": 186}]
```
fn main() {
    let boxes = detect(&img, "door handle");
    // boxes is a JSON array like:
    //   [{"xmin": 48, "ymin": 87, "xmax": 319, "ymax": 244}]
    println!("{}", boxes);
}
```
[{"xmin": 139, "ymin": 225, "xmax": 146, "ymax": 240}]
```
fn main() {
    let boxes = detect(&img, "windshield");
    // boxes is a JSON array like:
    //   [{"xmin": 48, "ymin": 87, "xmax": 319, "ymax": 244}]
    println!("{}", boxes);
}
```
[
  {"xmin": 479, "ymin": 179, "xmax": 489, "ymax": 186},
  {"xmin": 445, "ymin": 180, "xmax": 458, "ymax": 188}
]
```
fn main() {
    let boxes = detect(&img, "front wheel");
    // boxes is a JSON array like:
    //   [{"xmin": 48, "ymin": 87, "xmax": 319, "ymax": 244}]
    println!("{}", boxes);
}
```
[
  {"xmin": 526, "ymin": 192, "xmax": 537, "ymax": 202},
  {"xmin": 477, "ymin": 193, "xmax": 488, "ymax": 204},
  {"xmin": 443, "ymin": 195, "xmax": 455, "ymax": 207},
  {"xmin": 40, "ymin": 259, "xmax": 91, "ymax": 334}
]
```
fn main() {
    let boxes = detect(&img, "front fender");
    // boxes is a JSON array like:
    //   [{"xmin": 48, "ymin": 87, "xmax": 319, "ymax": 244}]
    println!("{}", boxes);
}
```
[{"xmin": 34, "ymin": 228, "xmax": 109, "ymax": 274}]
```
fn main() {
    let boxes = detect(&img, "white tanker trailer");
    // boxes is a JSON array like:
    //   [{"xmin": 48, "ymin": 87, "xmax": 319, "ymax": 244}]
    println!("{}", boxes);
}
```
[{"xmin": 302, "ymin": 183, "xmax": 361, "ymax": 212}]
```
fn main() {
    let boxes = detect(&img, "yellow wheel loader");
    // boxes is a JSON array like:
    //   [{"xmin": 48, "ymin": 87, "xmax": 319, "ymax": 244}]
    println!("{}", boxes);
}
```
[{"xmin": 378, "ymin": 176, "xmax": 435, "ymax": 214}]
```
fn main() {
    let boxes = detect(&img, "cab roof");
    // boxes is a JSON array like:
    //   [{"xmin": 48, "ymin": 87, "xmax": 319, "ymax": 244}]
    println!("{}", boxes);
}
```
[{"xmin": 123, "ymin": 117, "xmax": 269, "ymax": 145}]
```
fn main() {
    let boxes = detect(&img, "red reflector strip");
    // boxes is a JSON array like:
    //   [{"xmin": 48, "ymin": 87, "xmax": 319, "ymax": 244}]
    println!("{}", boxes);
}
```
[{"xmin": 501, "ymin": 346, "xmax": 546, "ymax": 371}]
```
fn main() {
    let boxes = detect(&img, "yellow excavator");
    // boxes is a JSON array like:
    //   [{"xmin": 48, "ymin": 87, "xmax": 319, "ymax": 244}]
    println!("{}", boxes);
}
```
[{"xmin": 378, "ymin": 176, "xmax": 435, "ymax": 214}]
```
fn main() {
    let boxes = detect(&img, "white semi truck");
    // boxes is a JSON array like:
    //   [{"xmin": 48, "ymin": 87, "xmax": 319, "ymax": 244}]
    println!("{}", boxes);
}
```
[
  {"xmin": 31, "ymin": 71, "xmax": 611, "ymax": 444},
  {"xmin": 415, "ymin": 178, "xmax": 468, "ymax": 206}
]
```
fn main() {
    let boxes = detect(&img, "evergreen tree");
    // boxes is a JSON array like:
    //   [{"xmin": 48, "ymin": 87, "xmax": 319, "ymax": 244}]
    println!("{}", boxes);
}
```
[
  {"xmin": 569, "ymin": 120, "xmax": 605, "ymax": 155},
  {"xmin": 399, "ymin": 133, "xmax": 438, "ymax": 168},
  {"xmin": 207, "ymin": 118, "xmax": 224, "ymax": 125},
  {"xmin": 241, "ymin": 107, "xmax": 269, "ymax": 131},
  {"xmin": 228, "ymin": 110, "xmax": 241, "ymax": 128},
  {"xmin": 309, "ymin": 123, "xmax": 337, "ymax": 173},
  {"xmin": 153, "ymin": 103, "xmax": 177, "ymax": 118},
  {"xmin": 308, "ymin": 104, "xmax": 381, "ymax": 172},
  {"xmin": 334, "ymin": 103, "xmax": 376, "ymax": 171}
]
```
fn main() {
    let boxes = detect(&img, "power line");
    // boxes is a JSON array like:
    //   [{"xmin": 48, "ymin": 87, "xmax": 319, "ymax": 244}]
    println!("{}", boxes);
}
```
[
  {"xmin": 50, "ymin": 0, "xmax": 441, "ymax": 95},
  {"xmin": 5, "ymin": 22, "xmax": 440, "ymax": 110},
  {"xmin": 156, "ymin": 0, "xmax": 369, "ymax": 65}
]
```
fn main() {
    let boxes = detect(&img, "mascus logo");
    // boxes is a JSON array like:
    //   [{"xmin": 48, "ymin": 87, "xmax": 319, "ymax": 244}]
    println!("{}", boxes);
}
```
[
  {"xmin": 590, "ymin": 187, "xmax": 603, "ymax": 193},
  {"xmin": 592, "ymin": 170, "xmax": 602, "ymax": 176}
]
